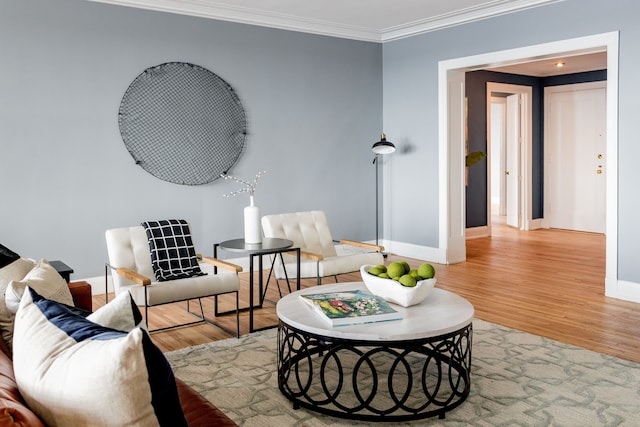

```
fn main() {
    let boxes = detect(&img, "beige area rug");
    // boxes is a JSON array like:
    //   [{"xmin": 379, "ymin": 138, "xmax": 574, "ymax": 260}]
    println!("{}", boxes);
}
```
[{"xmin": 165, "ymin": 319, "xmax": 640, "ymax": 426}]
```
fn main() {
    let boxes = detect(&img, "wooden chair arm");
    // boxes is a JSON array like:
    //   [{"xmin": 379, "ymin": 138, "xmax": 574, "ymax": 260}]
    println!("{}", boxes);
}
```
[
  {"xmin": 115, "ymin": 267, "xmax": 152, "ymax": 286},
  {"xmin": 201, "ymin": 256, "xmax": 243, "ymax": 273},
  {"xmin": 284, "ymin": 250, "xmax": 324, "ymax": 261},
  {"xmin": 339, "ymin": 239, "xmax": 385, "ymax": 252},
  {"xmin": 300, "ymin": 250, "xmax": 324, "ymax": 261}
]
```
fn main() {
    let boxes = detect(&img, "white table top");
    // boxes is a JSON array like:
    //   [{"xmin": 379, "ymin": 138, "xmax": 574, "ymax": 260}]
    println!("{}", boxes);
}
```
[{"xmin": 276, "ymin": 282, "xmax": 474, "ymax": 342}]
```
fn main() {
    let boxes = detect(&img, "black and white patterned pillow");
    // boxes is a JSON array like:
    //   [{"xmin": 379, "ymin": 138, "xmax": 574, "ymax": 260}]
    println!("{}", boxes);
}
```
[
  {"xmin": 141, "ymin": 219, "xmax": 206, "ymax": 282},
  {"xmin": 0, "ymin": 243, "xmax": 20, "ymax": 269}
]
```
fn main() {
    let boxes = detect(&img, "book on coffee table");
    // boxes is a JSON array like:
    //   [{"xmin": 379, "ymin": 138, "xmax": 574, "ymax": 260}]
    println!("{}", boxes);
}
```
[{"xmin": 299, "ymin": 289, "xmax": 402, "ymax": 327}]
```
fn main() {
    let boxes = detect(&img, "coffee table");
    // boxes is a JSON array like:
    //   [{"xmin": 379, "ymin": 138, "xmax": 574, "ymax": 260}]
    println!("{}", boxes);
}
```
[{"xmin": 276, "ymin": 282, "xmax": 474, "ymax": 421}]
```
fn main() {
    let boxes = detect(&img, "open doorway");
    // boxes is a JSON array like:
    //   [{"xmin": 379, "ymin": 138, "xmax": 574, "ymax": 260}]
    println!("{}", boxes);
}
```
[
  {"xmin": 438, "ymin": 31, "xmax": 621, "ymax": 300},
  {"xmin": 489, "ymin": 95, "xmax": 507, "ymax": 225},
  {"xmin": 486, "ymin": 83, "xmax": 532, "ymax": 233}
]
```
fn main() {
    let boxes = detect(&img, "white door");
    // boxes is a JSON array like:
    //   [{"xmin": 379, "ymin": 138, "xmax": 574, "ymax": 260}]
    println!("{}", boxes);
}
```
[
  {"xmin": 545, "ymin": 82, "xmax": 606, "ymax": 233},
  {"xmin": 490, "ymin": 99, "xmax": 506, "ymax": 217},
  {"xmin": 505, "ymin": 94, "xmax": 521, "ymax": 228}
]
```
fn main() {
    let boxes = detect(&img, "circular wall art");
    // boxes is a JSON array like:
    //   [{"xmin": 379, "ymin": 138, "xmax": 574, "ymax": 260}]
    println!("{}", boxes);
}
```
[{"xmin": 118, "ymin": 62, "xmax": 247, "ymax": 185}]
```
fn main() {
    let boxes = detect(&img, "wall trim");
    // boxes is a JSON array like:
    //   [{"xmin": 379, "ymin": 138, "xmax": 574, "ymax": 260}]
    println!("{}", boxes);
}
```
[
  {"xmin": 87, "ymin": 0, "xmax": 562, "ymax": 43},
  {"xmin": 439, "ymin": 31, "xmax": 623, "ymax": 300},
  {"xmin": 465, "ymin": 226, "xmax": 490, "ymax": 239},
  {"xmin": 608, "ymin": 280, "xmax": 640, "ymax": 304},
  {"xmin": 383, "ymin": 239, "xmax": 446, "ymax": 265}
]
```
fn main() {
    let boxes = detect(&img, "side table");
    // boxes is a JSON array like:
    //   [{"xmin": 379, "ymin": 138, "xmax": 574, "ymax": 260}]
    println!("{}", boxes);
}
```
[
  {"xmin": 50, "ymin": 260, "xmax": 73, "ymax": 283},
  {"xmin": 214, "ymin": 238, "xmax": 300, "ymax": 333}
]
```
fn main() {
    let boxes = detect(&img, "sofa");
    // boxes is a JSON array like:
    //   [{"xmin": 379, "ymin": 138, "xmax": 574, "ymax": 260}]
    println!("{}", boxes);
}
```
[{"xmin": 0, "ymin": 279, "xmax": 237, "ymax": 427}]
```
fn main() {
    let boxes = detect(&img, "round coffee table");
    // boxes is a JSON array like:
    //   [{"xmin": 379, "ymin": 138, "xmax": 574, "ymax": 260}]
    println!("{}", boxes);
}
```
[{"xmin": 276, "ymin": 282, "xmax": 474, "ymax": 421}]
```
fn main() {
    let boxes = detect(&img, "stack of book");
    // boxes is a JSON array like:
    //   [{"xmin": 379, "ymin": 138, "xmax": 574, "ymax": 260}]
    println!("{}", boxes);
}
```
[{"xmin": 300, "ymin": 289, "xmax": 402, "ymax": 326}]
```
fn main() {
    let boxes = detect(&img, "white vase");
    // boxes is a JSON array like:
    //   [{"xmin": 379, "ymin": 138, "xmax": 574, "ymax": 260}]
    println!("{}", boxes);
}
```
[{"xmin": 244, "ymin": 196, "xmax": 262, "ymax": 244}]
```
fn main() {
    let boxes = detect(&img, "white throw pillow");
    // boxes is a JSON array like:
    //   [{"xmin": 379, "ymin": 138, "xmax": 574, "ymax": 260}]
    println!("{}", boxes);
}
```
[
  {"xmin": 87, "ymin": 290, "xmax": 147, "ymax": 332},
  {"xmin": 0, "ymin": 258, "xmax": 36, "ymax": 348},
  {"xmin": 5, "ymin": 258, "xmax": 74, "ymax": 314},
  {"xmin": 13, "ymin": 287, "xmax": 187, "ymax": 427}
]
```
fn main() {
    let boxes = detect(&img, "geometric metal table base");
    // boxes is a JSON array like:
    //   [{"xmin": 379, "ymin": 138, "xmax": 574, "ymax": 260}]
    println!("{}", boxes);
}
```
[{"xmin": 277, "ymin": 321, "xmax": 472, "ymax": 422}]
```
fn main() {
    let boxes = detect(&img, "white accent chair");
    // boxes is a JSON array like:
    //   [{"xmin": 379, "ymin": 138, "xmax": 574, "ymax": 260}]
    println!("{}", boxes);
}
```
[
  {"xmin": 261, "ymin": 210, "xmax": 384, "ymax": 287},
  {"xmin": 105, "ymin": 225, "xmax": 242, "ymax": 336}
]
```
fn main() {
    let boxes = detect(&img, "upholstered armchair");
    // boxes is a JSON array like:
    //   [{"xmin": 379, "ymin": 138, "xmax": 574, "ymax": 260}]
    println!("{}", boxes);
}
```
[
  {"xmin": 105, "ymin": 220, "xmax": 241, "ymax": 336},
  {"xmin": 261, "ymin": 210, "xmax": 384, "ymax": 286}
]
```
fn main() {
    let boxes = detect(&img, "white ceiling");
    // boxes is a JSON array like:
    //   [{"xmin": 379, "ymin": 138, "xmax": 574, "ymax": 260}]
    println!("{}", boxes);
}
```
[
  {"xmin": 90, "ymin": 0, "xmax": 562, "ymax": 42},
  {"xmin": 489, "ymin": 51, "xmax": 607, "ymax": 77},
  {"xmin": 89, "ymin": 0, "xmax": 607, "ymax": 75}
]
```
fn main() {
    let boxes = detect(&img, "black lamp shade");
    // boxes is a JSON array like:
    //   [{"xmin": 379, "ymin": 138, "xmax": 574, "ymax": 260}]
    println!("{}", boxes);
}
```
[{"xmin": 372, "ymin": 133, "xmax": 396, "ymax": 155}]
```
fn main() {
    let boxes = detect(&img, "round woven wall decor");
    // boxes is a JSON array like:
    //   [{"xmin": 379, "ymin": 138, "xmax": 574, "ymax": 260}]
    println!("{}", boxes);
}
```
[{"xmin": 118, "ymin": 62, "xmax": 247, "ymax": 185}]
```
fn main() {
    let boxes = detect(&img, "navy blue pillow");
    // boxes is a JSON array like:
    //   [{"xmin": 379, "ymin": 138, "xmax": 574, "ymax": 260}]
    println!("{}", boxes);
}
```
[
  {"xmin": 0, "ymin": 243, "xmax": 20, "ymax": 269},
  {"xmin": 13, "ymin": 288, "xmax": 188, "ymax": 427}
]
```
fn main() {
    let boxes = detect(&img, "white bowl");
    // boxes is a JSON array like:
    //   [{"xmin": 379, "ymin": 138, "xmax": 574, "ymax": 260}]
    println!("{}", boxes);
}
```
[{"xmin": 360, "ymin": 265, "xmax": 436, "ymax": 307}]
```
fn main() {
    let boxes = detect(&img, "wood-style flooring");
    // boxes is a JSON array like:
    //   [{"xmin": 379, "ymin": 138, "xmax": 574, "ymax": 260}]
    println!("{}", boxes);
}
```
[{"xmin": 92, "ymin": 223, "xmax": 640, "ymax": 364}]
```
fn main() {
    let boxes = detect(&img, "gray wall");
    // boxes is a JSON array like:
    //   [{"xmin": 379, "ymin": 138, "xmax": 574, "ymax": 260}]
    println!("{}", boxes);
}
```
[
  {"xmin": 383, "ymin": 0, "xmax": 640, "ymax": 283},
  {"xmin": 4, "ymin": 0, "xmax": 640, "ymax": 287},
  {"xmin": 0, "ymin": 0, "xmax": 382, "ymax": 279}
]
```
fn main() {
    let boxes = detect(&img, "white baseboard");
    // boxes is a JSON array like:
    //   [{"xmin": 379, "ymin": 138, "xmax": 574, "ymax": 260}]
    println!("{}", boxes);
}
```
[
  {"xmin": 81, "ymin": 276, "xmax": 110, "ymax": 296},
  {"xmin": 465, "ymin": 226, "xmax": 490, "ymax": 239},
  {"xmin": 376, "ymin": 240, "xmax": 446, "ymax": 264},
  {"xmin": 606, "ymin": 278, "xmax": 640, "ymax": 303}
]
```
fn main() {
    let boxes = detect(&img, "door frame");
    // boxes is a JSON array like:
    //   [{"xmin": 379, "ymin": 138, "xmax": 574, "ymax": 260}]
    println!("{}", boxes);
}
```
[
  {"xmin": 438, "ymin": 31, "xmax": 622, "ymax": 300},
  {"xmin": 486, "ymin": 83, "xmax": 533, "ymax": 233}
]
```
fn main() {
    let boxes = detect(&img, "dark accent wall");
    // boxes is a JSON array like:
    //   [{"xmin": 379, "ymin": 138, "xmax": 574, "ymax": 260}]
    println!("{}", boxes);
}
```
[
  {"xmin": 465, "ymin": 71, "xmax": 542, "ymax": 227},
  {"xmin": 465, "ymin": 69, "xmax": 607, "ymax": 228},
  {"xmin": 543, "ymin": 70, "xmax": 607, "ymax": 87}
]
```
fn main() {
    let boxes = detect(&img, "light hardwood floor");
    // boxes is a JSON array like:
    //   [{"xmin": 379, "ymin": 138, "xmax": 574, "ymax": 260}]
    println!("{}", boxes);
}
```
[{"xmin": 93, "ymin": 224, "xmax": 640, "ymax": 363}]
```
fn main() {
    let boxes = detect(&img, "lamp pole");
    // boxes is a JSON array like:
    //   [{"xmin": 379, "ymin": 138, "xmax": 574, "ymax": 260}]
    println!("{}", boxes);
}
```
[
  {"xmin": 371, "ymin": 133, "xmax": 396, "ymax": 248},
  {"xmin": 374, "ymin": 153, "xmax": 380, "ymax": 245}
]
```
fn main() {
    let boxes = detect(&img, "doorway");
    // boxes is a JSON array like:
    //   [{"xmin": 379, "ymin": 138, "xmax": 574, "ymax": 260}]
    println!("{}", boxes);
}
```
[
  {"xmin": 438, "ymin": 31, "xmax": 620, "ymax": 299},
  {"xmin": 486, "ymin": 83, "xmax": 532, "ymax": 233}
]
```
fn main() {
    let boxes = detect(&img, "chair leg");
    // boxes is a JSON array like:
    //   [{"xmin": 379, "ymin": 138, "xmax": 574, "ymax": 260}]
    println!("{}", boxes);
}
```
[
  {"xmin": 316, "ymin": 261, "xmax": 322, "ymax": 286},
  {"xmin": 198, "ymin": 298, "xmax": 205, "ymax": 320},
  {"xmin": 333, "ymin": 275, "xmax": 339, "ymax": 283},
  {"xmin": 235, "ymin": 291, "xmax": 240, "ymax": 338},
  {"xmin": 104, "ymin": 264, "xmax": 109, "ymax": 305},
  {"xmin": 144, "ymin": 286, "xmax": 150, "ymax": 329}
]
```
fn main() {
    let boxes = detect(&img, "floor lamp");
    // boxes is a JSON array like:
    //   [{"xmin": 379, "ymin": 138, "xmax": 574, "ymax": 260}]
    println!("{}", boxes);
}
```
[{"xmin": 372, "ymin": 133, "xmax": 396, "ymax": 248}]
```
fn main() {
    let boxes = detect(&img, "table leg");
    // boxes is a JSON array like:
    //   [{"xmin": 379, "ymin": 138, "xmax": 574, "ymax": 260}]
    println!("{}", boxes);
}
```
[
  {"xmin": 258, "ymin": 254, "xmax": 264, "ymax": 309},
  {"xmin": 249, "ymin": 254, "xmax": 254, "ymax": 333},
  {"xmin": 296, "ymin": 248, "xmax": 301, "ymax": 291}
]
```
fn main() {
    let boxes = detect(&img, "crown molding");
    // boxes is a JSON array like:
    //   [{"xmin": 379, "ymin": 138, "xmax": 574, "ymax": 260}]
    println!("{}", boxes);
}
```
[
  {"xmin": 381, "ymin": 0, "xmax": 563, "ymax": 42},
  {"xmin": 88, "ymin": 0, "xmax": 562, "ymax": 43}
]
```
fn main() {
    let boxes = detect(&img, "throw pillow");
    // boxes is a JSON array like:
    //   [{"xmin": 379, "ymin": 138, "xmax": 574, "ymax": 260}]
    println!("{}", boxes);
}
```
[
  {"xmin": 87, "ymin": 290, "xmax": 146, "ymax": 332},
  {"xmin": 13, "ymin": 288, "xmax": 187, "ymax": 427},
  {"xmin": 0, "ymin": 258, "xmax": 36, "ymax": 350},
  {"xmin": 0, "ymin": 244, "xmax": 19, "ymax": 269},
  {"xmin": 141, "ymin": 219, "xmax": 206, "ymax": 282},
  {"xmin": 4, "ymin": 259, "xmax": 74, "ymax": 314}
]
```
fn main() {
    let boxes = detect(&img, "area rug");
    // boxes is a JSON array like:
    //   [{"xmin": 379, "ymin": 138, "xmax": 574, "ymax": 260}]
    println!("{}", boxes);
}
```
[{"xmin": 165, "ymin": 319, "xmax": 640, "ymax": 426}]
